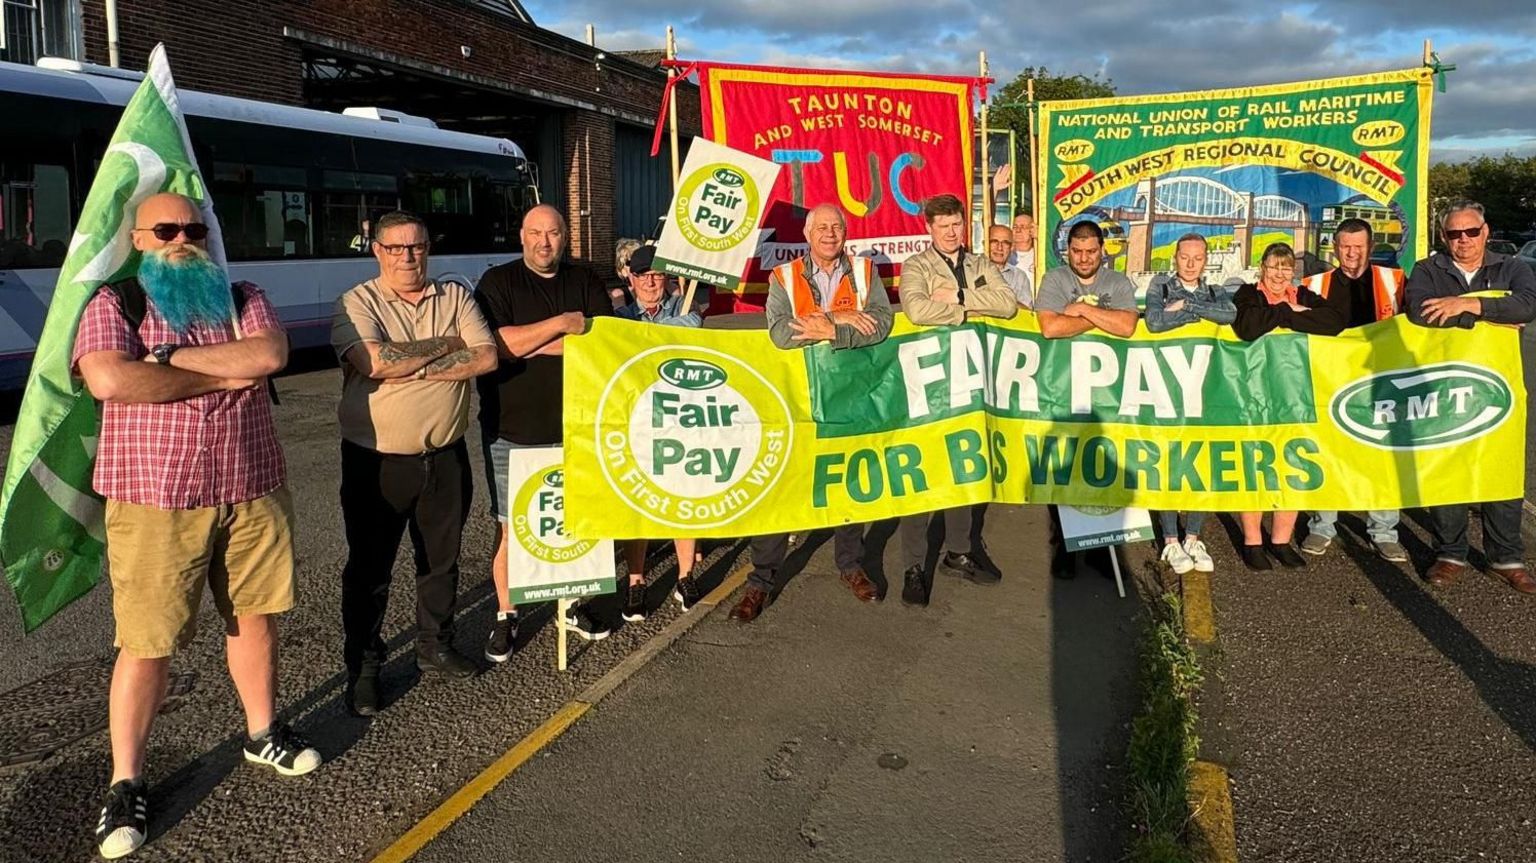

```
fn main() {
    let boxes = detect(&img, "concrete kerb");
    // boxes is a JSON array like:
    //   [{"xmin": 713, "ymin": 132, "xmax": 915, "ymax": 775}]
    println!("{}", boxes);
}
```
[
  {"xmin": 368, "ymin": 560, "xmax": 752, "ymax": 863},
  {"xmin": 1179, "ymin": 569, "xmax": 1239, "ymax": 863}
]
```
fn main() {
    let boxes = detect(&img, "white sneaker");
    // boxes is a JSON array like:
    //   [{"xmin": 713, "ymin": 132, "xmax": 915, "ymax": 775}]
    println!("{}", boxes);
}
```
[
  {"xmin": 1184, "ymin": 538, "xmax": 1214, "ymax": 572},
  {"xmin": 1160, "ymin": 541, "xmax": 1194, "ymax": 574}
]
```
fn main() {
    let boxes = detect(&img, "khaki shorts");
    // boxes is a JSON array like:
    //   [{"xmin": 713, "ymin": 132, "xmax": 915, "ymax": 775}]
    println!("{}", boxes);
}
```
[{"xmin": 105, "ymin": 488, "xmax": 297, "ymax": 658}]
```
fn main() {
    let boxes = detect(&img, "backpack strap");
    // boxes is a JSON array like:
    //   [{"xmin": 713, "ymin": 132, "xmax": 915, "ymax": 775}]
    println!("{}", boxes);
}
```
[{"xmin": 105, "ymin": 278, "xmax": 148, "ymax": 333}]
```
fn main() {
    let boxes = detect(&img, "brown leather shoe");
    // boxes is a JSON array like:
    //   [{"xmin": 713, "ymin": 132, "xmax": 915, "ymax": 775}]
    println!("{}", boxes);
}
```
[
  {"xmin": 1490, "ymin": 565, "xmax": 1536, "ymax": 595},
  {"xmin": 1425, "ymin": 559, "xmax": 1468, "ymax": 588},
  {"xmin": 839, "ymin": 567, "xmax": 881, "ymax": 603},
  {"xmin": 729, "ymin": 586, "xmax": 769, "ymax": 622}
]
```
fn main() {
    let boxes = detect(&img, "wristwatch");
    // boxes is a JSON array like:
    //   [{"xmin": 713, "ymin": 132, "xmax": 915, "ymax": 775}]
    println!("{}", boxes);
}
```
[{"xmin": 150, "ymin": 343, "xmax": 179, "ymax": 364}]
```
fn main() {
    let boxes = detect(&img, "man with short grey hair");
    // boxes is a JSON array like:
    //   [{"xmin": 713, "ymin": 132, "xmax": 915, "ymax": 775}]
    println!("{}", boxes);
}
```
[
  {"xmin": 332, "ymin": 209, "xmax": 499, "ymax": 715},
  {"xmin": 986, "ymin": 223, "xmax": 1032, "ymax": 308},
  {"xmin": 730, "ymin": 203, "xmax": 894, "ymax": 623},
  {"xmin": 1407, "ymin": 199, "xmax": 1536, "ymax": 593}
]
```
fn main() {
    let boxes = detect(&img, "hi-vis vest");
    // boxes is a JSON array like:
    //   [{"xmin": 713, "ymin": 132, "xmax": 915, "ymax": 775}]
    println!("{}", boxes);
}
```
[
  {"xmin": 775, "ymin": 256, "xmax": 874, "ymax": 317},
  {"xmin": 1303, "ymin": 265, "xmax": 1404, "ymax": 321}
]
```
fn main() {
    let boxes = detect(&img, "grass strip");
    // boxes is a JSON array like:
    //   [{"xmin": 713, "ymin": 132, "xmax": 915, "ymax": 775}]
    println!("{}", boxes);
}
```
[{"xmin": 1126, "ymin": 591, "xmax": 1204, "ymax": 863}]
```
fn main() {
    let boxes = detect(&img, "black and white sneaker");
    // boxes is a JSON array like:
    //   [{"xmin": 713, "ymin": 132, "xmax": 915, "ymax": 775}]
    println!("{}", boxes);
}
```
[
  {"xmin": 621, "ymin": 581, "xmax": 648, "ymax": 622},
  {"xmin": 563, "ymin": 604, "xmax": 612, "ymax": 641},
  {"xmin": 485, "ymin": 612, "xmax": 519, "ymax": 663},
  {"xmin": 672, "ymin": 576, "xmax": 705, "ymax": 613},
  {"xmin": 243, "ymin": 721, "xmax": 321, "ymax": 777},
  {"xmin": 96, "ymin": 778, "xmax": 148, "ymax": 860}
]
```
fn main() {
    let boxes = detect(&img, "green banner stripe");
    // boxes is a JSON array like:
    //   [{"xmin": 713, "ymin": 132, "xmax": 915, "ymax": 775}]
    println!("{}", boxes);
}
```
[{"xmin": 808, "ymin": 324, "xmax": 1315, "ymax": 438}]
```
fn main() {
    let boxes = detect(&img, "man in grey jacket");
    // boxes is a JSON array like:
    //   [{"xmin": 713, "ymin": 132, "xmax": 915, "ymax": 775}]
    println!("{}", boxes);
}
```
[
  {"xmin": 895, "ymin": 194, "xmax": 1017, "ymax": 606},
  {"xmin": 730, "ymin": 204, "xmax": 894, "ymax": 623},
  {"xmin": 1407, "ymin": 199, "xmax": 1536, "ymax": 594}
]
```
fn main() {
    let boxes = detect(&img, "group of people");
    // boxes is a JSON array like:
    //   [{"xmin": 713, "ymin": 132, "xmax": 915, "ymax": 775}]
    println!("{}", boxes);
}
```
[{"xmin": 70, "ymin": 185, "xmax": 1534, "ymax": 859}]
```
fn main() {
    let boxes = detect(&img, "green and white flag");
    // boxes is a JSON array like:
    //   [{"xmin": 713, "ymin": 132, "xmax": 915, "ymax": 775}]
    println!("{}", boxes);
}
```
[{"xmin": 0, "ymin": 45, "xmax": 227, "ymax": 631}]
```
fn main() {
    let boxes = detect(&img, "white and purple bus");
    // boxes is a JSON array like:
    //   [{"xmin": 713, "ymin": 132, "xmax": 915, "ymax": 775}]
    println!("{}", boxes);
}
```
[{"xmin": 0, "ymin": 58, "xmax": 539, "ymax": 387}]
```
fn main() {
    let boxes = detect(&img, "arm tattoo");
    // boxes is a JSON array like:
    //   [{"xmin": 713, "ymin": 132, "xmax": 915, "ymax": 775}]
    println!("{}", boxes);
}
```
[
  {"xmin": 378, "ymin": 337, "xmax": 452, "ymax": 363},
  {"xmin": 420, "ymin": 348, "xmax": 473, "ymax": 375}
]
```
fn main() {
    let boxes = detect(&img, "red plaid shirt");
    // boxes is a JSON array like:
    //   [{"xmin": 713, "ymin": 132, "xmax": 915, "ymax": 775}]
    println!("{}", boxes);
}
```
[{"xmin": 71, "ymin": 282, "xmax": 287, "ymax": 510}]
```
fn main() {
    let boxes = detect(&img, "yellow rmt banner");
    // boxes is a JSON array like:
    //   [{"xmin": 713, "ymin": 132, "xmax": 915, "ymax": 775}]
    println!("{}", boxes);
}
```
[{"xmin": 562, "ymin": 316, "xmax": 1524, "ymax": 539}]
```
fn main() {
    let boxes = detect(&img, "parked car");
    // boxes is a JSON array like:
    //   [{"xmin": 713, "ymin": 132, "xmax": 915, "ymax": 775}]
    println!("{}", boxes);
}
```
[
  {"xmin": 1518, "ymin": 240, "xmax": 1536, "ymax": 268},
  {"xmin": 1489, "ymin": 239, "xmax": 1519, "ymax": 256}
]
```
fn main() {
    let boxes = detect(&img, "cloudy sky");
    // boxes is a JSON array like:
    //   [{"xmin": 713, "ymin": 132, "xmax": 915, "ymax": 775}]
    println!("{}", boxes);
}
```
[{"xmin": 521, "ymin": 0, "xmax": 1536, "ymax": 162}]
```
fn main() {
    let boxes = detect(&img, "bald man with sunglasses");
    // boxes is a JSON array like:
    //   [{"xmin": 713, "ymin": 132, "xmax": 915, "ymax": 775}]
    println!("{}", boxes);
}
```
[
  {"xmin": 1407, "ymin": 199, "xmax": 1536, "ymax": 594},
  {"xmin": 74, "ymin": 192, "xmax": 317, "ymax": 860}
]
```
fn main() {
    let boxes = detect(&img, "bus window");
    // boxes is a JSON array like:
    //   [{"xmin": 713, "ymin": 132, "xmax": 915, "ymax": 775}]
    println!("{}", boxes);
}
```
[
  {"xmin": 212, "ymin": 162, "xmax": 313, "ymax": 260},
  {"xmin": 0, "ymin": 161, "xmax": 71, "ymax": 268},
  {"xmin": 320, "ymin": 171, "xmax": 398, "ymax": 257}
]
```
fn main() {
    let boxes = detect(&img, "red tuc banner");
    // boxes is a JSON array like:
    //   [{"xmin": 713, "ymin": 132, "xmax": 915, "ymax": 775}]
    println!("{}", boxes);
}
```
[{"xmin": 697, "ymin": 63, "xmax": 980, "ymax": 308}]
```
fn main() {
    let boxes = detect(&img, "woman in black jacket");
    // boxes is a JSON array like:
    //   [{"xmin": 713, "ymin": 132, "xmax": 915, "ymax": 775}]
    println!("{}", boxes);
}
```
[{"xmin": 1230, "ymin": 243, "xmax": 1344, "ymax": 571}]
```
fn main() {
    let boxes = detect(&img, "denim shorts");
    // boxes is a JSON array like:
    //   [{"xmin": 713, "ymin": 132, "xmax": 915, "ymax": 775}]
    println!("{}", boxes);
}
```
[{"xmin": 481, "ymin": 436, "xmax": 522, "ymax": 523}]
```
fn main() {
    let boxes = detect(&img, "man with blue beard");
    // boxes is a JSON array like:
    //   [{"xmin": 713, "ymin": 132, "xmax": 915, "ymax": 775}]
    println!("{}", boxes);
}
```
[{"xmin": 74, "ymin": 193, "xmax": 319, "ymax": 859}]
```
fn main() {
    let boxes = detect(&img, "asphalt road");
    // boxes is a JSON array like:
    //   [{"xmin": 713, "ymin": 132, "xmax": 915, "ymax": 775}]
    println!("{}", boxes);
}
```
[
  {"xmin": 411, "ymin": 506, "xmax": 1141, "ymax": 863},
  {"xmin": 0, "ymin": 361, "xmax": 1142, "ymax": 863},
  {"xmin": 0, "ymin": 364, "xmax": 752, "ymax": 863},
  {"xmin": 1201, "ymin": 507, "xmax": 1536, "ymax": 863}
]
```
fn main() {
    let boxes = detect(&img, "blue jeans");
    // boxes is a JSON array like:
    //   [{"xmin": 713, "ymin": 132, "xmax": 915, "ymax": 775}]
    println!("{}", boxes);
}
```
[
  {"xmin": 1159, "ymin": 511, "xmax": 1206, "ymax": 541},
  {"xmin": 1308, "ymin": 510, "xmax": 1399, "ymax": 545}
]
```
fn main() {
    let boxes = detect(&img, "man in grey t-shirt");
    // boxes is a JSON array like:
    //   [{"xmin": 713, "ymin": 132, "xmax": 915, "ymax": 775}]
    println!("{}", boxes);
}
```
[
  {"xmin": 1034, "ymin": 220, "xmax": 1139, "ymax": 581},
  {"xmin": 1035, "ymin": 220, "xmax": 1138, "ymax": 339}
]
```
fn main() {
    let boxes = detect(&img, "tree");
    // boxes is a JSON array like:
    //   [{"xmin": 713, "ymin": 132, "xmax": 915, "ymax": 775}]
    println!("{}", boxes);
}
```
[
  {"xmin": 988, "ymin": 66, "xmax": 1117, "ymax": 214},
  {"xmin": 1428, "ymin": 154, "xmax": 1536, "ymax": 239}
]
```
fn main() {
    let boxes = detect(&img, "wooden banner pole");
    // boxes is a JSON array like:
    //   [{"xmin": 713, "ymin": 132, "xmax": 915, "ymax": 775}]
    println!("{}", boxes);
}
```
[{"xmin": 978, "ymin": 51, "xmax": 991, "ymax": 235}]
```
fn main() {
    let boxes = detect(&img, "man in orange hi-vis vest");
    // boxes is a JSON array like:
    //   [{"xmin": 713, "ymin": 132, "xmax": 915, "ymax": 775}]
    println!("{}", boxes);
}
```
[
  {"xmin": 1298, "ymin": 218, "xmax": 1408, "ymax": 564},
  {"xmin": 728, "ymin": 203, "xmax": 895, "ymax": 624}
]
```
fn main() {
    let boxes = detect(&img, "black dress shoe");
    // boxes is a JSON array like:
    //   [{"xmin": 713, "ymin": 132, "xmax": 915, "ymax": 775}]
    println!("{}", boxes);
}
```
[
  {"xmin": 1267, "ymin": 542, "xmax": 1307, "ymax": 569},
  {"xmin": 416, "ymin": 648, "xmax": 478, "ymax": 678},
  {"xmin": 1240, "ymin": 545, "xmax": 1273, "ymax": 571},
  {"xmin": 940, "ymin": 552, "xmax": 1001, "ymax": 585},
  {"xmin": 347, "ymin": 670, "xmax": 379, "ymax": 716},
  {"xmin": 901, "ymin": 566, "xmax": 929, "ymax": 606}
]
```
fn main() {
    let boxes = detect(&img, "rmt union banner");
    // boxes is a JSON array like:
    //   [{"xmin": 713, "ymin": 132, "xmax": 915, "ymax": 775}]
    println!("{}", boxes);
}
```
[
  {"xmin": 698, "ymin": 62, "xmax": 981, "ymax": 304},
  {"xmin": 1035, "ymin": 69, "xmax": 1433, "ymax": 291},
  {"xmin": 562, "ymin": 316, "xmax": 1524, "ymax": 539}
]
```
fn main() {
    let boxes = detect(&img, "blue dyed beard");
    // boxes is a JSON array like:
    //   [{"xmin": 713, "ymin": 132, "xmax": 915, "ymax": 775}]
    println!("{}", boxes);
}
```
[{"xmin": 138, "ymin": 247, "xmax": 235, "ymax": 336}]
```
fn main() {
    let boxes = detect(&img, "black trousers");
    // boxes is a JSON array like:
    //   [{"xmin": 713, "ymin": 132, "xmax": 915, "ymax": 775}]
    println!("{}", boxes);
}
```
[
  {"xmin": 897, "ymin": 506, "xmax": 974, "ymax": 572},
  {"xmin": 340, "ymin": 438, "xmax": 471, "ymax": 672},
  {"xmin": 748, "ymin": 526, "xmax": 865, "ymax": 593}
]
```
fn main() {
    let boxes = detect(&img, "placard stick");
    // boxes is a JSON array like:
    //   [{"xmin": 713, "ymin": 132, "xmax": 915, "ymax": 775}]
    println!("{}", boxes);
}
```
[
  {"xmin": 1110, "ymin": 551, "xmax": 1126, "ymax": 599},
  {"xmin": 557, "ymin": 597, "xmax": 572, "ymax": 671}
]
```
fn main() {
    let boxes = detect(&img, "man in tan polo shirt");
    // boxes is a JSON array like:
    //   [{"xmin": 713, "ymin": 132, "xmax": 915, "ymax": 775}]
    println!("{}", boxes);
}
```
[{"xmin": 331, "ymin": 210, "xmax": 497, "ymax": 716}]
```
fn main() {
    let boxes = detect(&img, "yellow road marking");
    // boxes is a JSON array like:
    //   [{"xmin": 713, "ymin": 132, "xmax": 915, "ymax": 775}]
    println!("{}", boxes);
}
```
[
  {"xmin": 1188, "ymin": 760, "xmax": 1238, "ymax": 863},
  {"xmin": 1183, "ymin": 571, "xmax": 1217, "ymax": 644},
  {"xmin": 369, "ymin": 700, "xmax": 590, "ymax": 863},
  {"xmin": 369, "ymin": 558, "xmax": 754, "ymax": 863}
]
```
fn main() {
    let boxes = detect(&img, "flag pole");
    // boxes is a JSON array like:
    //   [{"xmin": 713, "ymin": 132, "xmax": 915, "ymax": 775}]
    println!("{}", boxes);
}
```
[
  {"xmin": 978, "ymin": 51, "xmax": 991, "ymax": 237},
  {"xmin": 667, "ymin": 26, "xmax": 700, "ymax": 315},
  {"xmin": 1026, "ymin": 76, "xmax": 1040, "ymax": 285}
]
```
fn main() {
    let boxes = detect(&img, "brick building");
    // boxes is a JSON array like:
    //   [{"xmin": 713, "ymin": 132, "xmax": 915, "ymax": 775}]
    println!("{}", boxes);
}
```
[{"xmin": 1, "ymin": 0, "xmax": 700, "ymax": 263}]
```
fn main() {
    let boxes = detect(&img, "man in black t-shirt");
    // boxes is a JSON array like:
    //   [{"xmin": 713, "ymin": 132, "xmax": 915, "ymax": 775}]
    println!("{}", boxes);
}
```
[{"xmin": 474, "ymin": 205, "xmax": 615, "ymax": 657}]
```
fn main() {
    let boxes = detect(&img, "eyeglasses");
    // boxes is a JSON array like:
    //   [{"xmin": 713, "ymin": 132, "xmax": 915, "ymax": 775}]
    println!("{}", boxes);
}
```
[
  {"xmin": 133, "ymin": 222, "xmax": 209, "ymax": 242},
  {"xmin": 377, "ymin": 242, "xmax": 430, "ymax": 257},
  {"xmin": 1444, "ymin": 226, "xmax": 1484, "ymax": 241},
  {"xmin": 1264, "ymin": 263, "xmax": 1295, "ymax": 273}
]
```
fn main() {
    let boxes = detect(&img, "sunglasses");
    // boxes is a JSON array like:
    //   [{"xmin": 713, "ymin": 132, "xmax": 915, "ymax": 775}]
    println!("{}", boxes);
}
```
[
  {"xmin": 134, "ymin": 222, "xmax": 209, "ymax": 242},
  {"xmin": 1444, "ymin": 226, "xmax": 1484, "ymax": 241}
]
